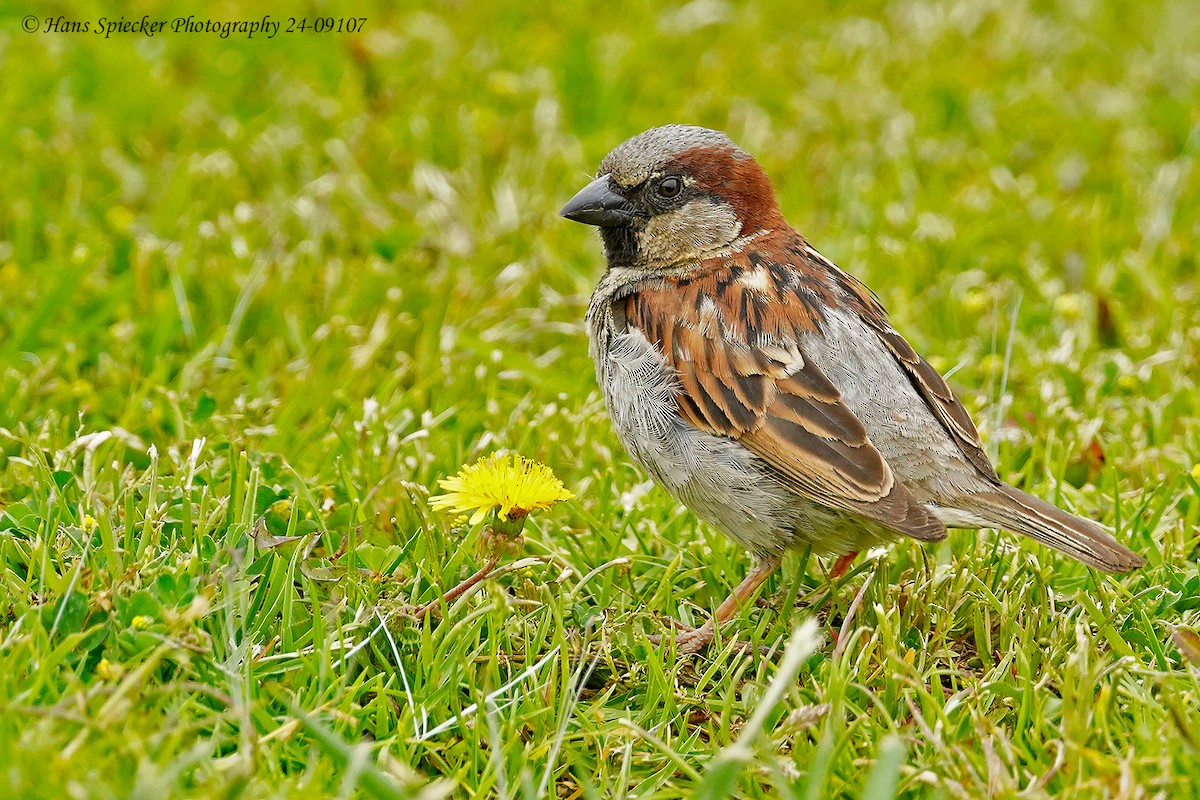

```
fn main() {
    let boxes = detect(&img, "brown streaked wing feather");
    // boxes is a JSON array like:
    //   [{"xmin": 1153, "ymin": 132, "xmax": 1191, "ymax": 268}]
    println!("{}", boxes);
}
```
[
  {"xmin": 868, "ymin": 321, "xmax": 997, "ymax": 481},
  {"xmin": 820, "ymin": 256, "xmax": 1000, "ymax": 482},
  {"xmin": 625, "ymin": 263, "xmax": 947, "ymax": 542}
]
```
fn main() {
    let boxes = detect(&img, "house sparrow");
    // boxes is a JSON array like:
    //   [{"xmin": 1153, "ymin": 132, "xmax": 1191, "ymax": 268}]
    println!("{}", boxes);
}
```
[{"xmin": 561, "ymin": 125, "xmax": 1144, "ymax": 654}]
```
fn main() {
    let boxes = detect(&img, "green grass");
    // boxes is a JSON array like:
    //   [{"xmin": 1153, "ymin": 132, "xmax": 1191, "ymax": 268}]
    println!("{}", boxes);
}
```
[{"xmin": 1, "ymin": 0, "xmax": 1199, "ymax": 797}]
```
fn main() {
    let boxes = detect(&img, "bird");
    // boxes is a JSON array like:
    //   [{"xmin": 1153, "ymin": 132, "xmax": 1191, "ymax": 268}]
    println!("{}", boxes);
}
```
[{"xmin": 559, "ymin": 124, "xmax": 1145, "ymax": 654}]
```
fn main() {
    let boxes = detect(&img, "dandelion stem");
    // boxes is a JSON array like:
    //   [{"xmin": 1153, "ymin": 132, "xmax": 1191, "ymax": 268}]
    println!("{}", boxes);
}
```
[{"xmin": 415, "ymin": 552, "xmax": 504, "ymax": 621}]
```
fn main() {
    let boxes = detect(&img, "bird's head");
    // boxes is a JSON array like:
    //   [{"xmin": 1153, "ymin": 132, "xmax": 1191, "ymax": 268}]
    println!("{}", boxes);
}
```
[{"xmin": 560, "ymin": 125, "xmax": 787, "ymax": 270}]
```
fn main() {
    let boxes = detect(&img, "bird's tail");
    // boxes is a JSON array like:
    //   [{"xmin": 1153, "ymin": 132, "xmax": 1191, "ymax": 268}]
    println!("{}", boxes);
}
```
[{"xmin": 963, "ymin": 484, "xmax": 1144, "ymax": 573}]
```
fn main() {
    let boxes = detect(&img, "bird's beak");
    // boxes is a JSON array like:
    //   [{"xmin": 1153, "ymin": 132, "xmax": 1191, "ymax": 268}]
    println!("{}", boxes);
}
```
[{"xmin": 559, "ymin": 175, "xmax": 634, "ymax": 227}]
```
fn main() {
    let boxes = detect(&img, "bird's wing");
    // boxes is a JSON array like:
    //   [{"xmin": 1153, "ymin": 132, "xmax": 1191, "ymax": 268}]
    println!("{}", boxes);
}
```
[
  {"xmin": 808, "ymin": 250, "xmax": 1001, "ymax": 481},
  {"xmin": 624, "ymin": 263, "xmax": 947, "ymax": 542},
  {"xmin": 867, "ymin": 322, "xmax": 999, "ymax": 479}
]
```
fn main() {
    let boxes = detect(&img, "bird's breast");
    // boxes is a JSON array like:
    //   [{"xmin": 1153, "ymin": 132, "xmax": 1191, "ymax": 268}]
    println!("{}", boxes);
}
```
[{"xmin": 590, "ymin": 321, "xmax": 695, "ymax": 485}]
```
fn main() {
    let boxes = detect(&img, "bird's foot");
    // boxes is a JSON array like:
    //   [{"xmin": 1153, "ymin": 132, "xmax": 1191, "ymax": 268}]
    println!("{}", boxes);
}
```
[
  {"xmin": 673, "ymin": 624, "xmax": 716, "ymax": 655},
  {"xmin": 647, "ymin": 620, "xmax": 713, "ymax": 654},
  {"xmin": 648, "ymin": 620, "xmax": 767, "ymax": 656}
]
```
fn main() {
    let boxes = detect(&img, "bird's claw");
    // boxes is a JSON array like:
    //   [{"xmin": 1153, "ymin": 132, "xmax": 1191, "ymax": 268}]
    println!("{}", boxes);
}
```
[{"xmin": 648, "ymin": 622, "xmax": 769, "ymax": 656}]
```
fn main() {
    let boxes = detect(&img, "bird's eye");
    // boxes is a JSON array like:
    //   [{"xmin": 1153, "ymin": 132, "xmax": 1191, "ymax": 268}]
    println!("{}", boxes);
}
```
[{"xmin": 655, "ymin": 177, "xmax": 683, "ymax": 199}]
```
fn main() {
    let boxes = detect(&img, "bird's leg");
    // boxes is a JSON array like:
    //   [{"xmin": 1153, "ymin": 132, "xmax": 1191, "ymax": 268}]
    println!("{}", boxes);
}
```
[
  {"xmin": 828, "ymin": 550, "xmax": 859, "ymax": 580},
  {"xmin": 656, "ymin": 555, "xmax": 782, "ymax": 655}
]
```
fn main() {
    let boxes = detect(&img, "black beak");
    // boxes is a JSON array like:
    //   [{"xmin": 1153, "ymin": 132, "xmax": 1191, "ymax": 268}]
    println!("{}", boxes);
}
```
[{"xmin": 559, "ymin": 175, "xmax": 634, "ymax": 227}]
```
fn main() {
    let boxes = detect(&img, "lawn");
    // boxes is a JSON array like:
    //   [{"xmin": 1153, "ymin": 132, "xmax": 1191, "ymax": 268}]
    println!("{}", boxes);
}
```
[{"xmin": 1, "ymin": 0, "xmax": 1198, "ymax": 797}]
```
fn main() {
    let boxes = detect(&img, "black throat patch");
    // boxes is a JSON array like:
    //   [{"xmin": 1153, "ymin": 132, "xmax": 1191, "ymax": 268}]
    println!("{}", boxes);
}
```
[{"xmin": 600, "ymin": 226, "xmax": 639, "ymax": 269}]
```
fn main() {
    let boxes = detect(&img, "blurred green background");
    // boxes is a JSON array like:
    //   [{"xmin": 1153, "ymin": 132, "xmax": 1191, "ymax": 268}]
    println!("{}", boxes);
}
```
[{"xmin": 1, "ymin": 0, "xmax": 1198, "ymax": 797}]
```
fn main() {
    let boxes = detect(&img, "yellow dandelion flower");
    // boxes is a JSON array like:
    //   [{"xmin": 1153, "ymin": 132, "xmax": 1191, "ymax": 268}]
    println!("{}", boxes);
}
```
[
  {"xmin": 429, "ymin": 453, "xmax": 574, "ymax": 525},
  {"xmin": 1190, "ymin": 463, "xmax": 1200, "ymax": 481},
  {"xmin": 963, "ymin": 289, "xmax": 990, "ymax": 316},
  {"xmin": 106, "ymin": 205, "xmax": 136, "ymax": 233},
  {"xmin": 1053, "ymin": 293, "xmax": 1085, "ymax": 320},
  {"xmin": 96, "ymin": 658, "xmax": 124, "ymax": 680}
]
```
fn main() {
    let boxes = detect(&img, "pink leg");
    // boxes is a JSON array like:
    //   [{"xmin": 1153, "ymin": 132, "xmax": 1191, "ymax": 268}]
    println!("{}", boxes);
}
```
[
  {"xmin": 655, "ymin": 556, "xmax": 782, "ymax": 654},
  {"xmin": 829, "ymin": 550, "xmax": 860, "ymax": 580}
]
